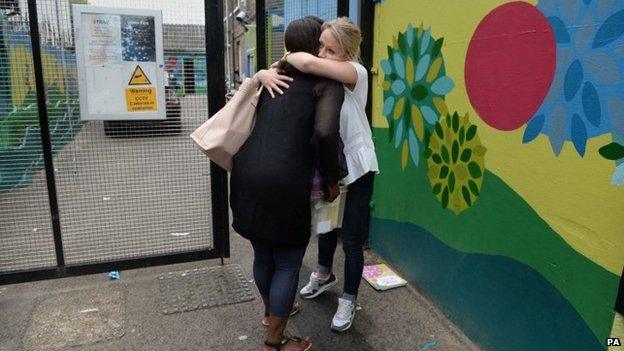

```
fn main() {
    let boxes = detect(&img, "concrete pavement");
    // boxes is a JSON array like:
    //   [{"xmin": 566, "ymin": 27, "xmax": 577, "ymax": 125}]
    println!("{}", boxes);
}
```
[{"xmin": 1, "ymin": 228, "xmax": 480, "ymax": 351}]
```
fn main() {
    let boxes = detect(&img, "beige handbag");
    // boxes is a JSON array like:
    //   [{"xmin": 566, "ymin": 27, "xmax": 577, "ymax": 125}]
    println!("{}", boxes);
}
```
[{"xmin": 190, "ymin": 78, "xmax": 261, "ymax": 171}]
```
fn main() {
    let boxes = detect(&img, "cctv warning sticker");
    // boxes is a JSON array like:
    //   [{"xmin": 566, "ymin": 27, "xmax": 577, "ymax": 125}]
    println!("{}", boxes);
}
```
[
  {"xmin": 128, "ymin": 65, "xmax": 152, "ymax": 85},
  {"xmin": 125, "ymin": 65, "xmax": 157, "ymax": 111},
  {"xmin": 125, "ymin": 87, "xmax": 157, "ymax": 112}
]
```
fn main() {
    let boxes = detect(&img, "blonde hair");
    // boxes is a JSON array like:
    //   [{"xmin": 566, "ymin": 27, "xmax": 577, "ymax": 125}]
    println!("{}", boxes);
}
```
[{"xmin": 321, "ymin": 17, "xmax": 361, "ymax": 62}]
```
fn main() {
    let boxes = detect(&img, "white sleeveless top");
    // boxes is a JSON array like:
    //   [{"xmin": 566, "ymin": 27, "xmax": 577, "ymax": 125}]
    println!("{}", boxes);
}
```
[{"xmin": 340, "ymin": 62, "xmax": 379, "ymax": 185}]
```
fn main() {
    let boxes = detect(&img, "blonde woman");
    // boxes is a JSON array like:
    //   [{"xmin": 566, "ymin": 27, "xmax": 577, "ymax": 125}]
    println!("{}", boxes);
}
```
[{"xmin": 259, "ymin": 16, "xmax": 379, "ymax": 332}]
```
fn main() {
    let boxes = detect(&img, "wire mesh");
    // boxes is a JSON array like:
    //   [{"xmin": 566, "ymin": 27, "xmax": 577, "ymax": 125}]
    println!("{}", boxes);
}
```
[
  {"xmin": 283, "ymin": 0, "xmax": 336, "ymax": 28},
  {"xmin": 1, "ymin": 0, "xmax": 214, "ymax": 270},
  {"xmin": 265, "ymin": 0, "xmax": 283, "ymax": 66},
  {"xmin": 0, "ymin": 3, "xmax": 56, "ymax": 272},
  {"xmin": 264, "ymin": 0, "xmax": 337, "ymax": 66}
]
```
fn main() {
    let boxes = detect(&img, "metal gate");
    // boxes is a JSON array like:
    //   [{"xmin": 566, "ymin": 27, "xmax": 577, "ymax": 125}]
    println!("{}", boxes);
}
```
[
  {"xmin": 0, "ymin": 0, "xmax": 228, "ymax": 284},
  {"xmin": 257, "ymin": 0, "xmax": 348, "ymax": 69},
  {"xmin": 254, "ymin": 0, "xmax": 374, "ymax": 117}
]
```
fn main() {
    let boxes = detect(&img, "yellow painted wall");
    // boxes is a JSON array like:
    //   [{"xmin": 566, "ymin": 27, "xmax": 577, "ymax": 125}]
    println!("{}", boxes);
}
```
[
  {"xmin": 371, "ymin": 0, "xmax": 624, "ymax": 275},
  {"xmin": 10, "ymin": 46, "xmax": 71, "ymax": 106}
]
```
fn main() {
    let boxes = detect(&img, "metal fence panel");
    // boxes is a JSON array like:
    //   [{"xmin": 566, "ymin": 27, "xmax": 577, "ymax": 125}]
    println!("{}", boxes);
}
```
[
  {"xmin": 1, "ymin": 0, "xmax": 214, "ymax": 271},
  {"xmin": 0, "ymin": 3, "xmax": 56, "ymax": 272}
]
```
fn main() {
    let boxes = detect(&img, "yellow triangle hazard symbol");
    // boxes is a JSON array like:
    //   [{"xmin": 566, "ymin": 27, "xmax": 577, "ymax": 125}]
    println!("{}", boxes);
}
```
[{"xmin": 128, "ymin": 65, "xmax": 152, "ymax": 85}]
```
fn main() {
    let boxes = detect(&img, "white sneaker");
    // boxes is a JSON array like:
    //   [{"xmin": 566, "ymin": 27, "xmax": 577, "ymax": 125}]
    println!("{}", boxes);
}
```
[
  {"xmin": 331, "ymin": 297, "xmax": 356, "ymax": 332},
  {"xmin": 299, "ymin": 272, "xmax": 337, "ymax": 299}
]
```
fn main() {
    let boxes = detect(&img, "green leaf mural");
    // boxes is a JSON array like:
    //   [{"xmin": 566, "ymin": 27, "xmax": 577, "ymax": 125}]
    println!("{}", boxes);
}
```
[
  {"xmin": 599, "ymin": 142, "xmax": 624, "ymax": 161},
  {"xmin": 381, "ymin": 23, "xmax": 454, "ymax": 169},
  {"xmin": 0, "ymin": 91, "xmax": 38, "ymax": 148},
  {"xmin": 599, "ymin": 141, "xmax": 624, "ymax": 185},
  {"xmin": 0, "ymin": 90, "xmax": 83, "ymax": 191},
  {"xmin": 425, "ymin": 112, "xmax": 486, "ymax": 214}
]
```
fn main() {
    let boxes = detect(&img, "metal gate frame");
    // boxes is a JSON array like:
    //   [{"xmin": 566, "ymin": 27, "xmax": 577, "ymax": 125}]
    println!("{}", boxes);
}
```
[
  {"xmin": 255, "ymin": 0, "xmax": 374, "ymax": 117},
  {"xmin": 0, "ymin": 0, "xmax": 229, "ymax": 285}
]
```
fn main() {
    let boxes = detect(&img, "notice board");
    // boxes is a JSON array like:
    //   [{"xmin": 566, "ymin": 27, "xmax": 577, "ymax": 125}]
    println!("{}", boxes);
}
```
[{"xmin": 73, "ymin": 5, "xmax": 166, "ymax": 120}]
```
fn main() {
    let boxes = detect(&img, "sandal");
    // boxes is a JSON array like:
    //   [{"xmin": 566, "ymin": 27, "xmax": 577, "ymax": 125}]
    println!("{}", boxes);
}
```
[
  {"xmin": 264, "ymin": 336, "xmax": 312, "ymax": 351},
  {"xmin": 262, "ymin": 302, "xmax": 301, "ymax": 326}
]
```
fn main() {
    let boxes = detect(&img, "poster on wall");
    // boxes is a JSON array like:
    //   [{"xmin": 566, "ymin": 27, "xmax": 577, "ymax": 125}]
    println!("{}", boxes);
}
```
[{"xmin": 73, "ymin": 5, "xmax": 165, "ymax": 120}]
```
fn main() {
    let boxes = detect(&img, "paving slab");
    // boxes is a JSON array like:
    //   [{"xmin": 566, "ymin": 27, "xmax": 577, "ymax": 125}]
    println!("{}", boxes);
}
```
[{"xmin": 22, "ymin": 286, "xmax": 125, "ymax": 351}]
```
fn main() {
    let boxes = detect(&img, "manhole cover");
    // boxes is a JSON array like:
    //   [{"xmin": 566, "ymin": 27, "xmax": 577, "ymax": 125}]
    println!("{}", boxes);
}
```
[{"xmin": 159, "ymin": 263, "xmax": 254, "ymax": 314}]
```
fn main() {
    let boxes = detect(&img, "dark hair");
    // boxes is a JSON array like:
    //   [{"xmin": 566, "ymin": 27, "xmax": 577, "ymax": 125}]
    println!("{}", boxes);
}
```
[
  {"xmin": 302, "ymin": 16, "xmax": 324, "ymax": 26},
  {"xmin": 284, "ymin": 17, "xmax": 323, "ymax": 55}
]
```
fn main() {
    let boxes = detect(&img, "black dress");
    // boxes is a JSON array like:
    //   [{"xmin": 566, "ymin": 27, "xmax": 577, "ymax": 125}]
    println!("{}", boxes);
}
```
[{"xmin": 230, "ymin": 71, "xmax": 345, "ymax": 248}]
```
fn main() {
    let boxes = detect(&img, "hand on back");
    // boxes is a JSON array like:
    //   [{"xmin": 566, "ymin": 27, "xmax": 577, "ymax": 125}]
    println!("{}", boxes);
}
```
[{"xmin": 254, "ymin": 68, "xmax": 293, "ymax": 98}]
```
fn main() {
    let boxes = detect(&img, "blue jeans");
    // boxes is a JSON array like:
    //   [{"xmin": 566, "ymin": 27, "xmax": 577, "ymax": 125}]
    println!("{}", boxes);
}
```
[
  {"xmin": 251, "ymin": 240, "xmax": 306, "ymax": 317},
  {"xmin": 317, "ymin": 172, "xmax": 375, "ymax": 299}
]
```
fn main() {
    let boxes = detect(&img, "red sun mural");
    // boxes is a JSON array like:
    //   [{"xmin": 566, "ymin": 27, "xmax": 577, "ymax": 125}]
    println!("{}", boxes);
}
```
[{"xmin": 465, "ymin": 1, "xmax": 556, "ymax": 131}]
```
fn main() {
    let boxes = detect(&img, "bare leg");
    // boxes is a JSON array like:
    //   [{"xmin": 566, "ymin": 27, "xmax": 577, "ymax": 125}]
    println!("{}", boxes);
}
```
[{"xmin": 263, "ymin": 300, "xmax": 301, "ymax": 325}]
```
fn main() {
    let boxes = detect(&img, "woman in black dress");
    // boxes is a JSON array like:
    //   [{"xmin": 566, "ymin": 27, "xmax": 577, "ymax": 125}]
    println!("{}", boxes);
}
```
[{"xmin": 230, "ymin": 18, "xmax": 346, "ymax": 351}]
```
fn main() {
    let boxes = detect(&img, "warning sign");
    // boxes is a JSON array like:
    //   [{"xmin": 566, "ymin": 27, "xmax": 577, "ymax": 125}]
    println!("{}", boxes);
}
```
[
  {"xmin": 128, "ymin": 65, "xmax": 152, "ymax": 85},
  {"xmin": 125, "ymin": 65, "xmax": 157, "ymax": 112},
  {"xmin": 125, "ymin": 87, "xmax": 157, "ymax": 111}
]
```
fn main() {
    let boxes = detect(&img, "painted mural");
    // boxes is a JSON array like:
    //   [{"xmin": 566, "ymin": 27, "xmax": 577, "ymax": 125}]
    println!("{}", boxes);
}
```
[
  {"xmin": 370, "ymin": 1, "xmax": 623, "ymax": 350},
  {"xmin": 0, "ymin": 24, "xmax": 83, "ymax": 191},
  {"xmin": 0, "ymin": 14, "xmax": 11, "ymax": 120},
  {"xmin": 164, "ymin": 53, "xmax": 207, "ymax": 96}
]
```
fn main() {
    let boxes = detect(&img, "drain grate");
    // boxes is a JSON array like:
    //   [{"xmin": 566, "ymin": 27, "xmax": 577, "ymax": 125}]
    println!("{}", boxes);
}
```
[{"xmin": 158, "ymin": 264, "xmax": 255, "ymax": 314}]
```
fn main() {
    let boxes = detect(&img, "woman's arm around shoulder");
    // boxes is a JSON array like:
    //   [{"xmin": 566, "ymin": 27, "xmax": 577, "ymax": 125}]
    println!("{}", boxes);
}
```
[{"xmin": 286, "ymin": 52, "xmax": 358, "ymax": 89}]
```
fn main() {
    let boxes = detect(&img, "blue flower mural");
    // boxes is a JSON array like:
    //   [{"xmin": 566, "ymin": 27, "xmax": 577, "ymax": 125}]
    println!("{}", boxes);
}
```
[
  {"xmin": 380, "ymin": 24, "xmax": 454, "ymax": 169},
  {"xmin": 524, "ymin": 0, "xmax": 624, "ymax": 161}
]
